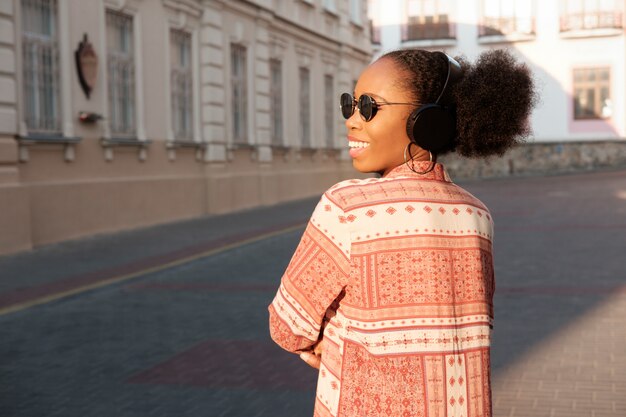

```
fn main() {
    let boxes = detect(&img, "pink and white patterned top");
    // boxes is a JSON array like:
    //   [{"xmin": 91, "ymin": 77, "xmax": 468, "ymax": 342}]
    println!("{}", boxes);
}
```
[{"xmin": 269, "ymin": 161, "xmax": 495, "ymax": 417}]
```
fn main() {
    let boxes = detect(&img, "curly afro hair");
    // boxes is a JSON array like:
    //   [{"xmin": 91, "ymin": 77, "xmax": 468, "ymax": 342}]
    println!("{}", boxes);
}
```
[{"xmin": 381, "ymin": 48, "xmax": 538, "ymax": 158}]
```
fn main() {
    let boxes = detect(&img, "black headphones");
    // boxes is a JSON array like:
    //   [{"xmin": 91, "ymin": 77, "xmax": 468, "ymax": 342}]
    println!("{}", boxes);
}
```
[{"xmin": 405, "ymin": 52, "xmax": 463, "ymax": 154}]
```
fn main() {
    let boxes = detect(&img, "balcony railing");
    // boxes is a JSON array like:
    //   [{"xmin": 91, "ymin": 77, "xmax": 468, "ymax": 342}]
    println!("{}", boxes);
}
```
[
  {"xmin": 402, "ymin": 17, "xmax": 454, "ymax": 41},
  {"xmin": 479, "ymin": 16, "xmax": 535, "ymax": 37},
  {"xmin": 560, "ymin": 11, "xmax": 623, "ymax": 32}
]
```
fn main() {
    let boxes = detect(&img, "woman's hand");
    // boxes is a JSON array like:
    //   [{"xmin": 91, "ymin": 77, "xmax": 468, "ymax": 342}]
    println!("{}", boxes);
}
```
[{"xmin": 300, "ymin": 340, "xmax": 324, "ymax": 369}]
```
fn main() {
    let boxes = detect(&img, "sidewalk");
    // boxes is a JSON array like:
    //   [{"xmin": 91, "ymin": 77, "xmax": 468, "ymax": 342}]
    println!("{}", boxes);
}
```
[{"xmin": 493, "ymin": 288, "xmax": 626, "ymax": 416}]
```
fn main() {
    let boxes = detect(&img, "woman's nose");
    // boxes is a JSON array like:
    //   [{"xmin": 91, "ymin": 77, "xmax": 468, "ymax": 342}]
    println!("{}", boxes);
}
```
[{"xmin": 345, "ymin": 109, "xmax": 362, "ymax": 130}]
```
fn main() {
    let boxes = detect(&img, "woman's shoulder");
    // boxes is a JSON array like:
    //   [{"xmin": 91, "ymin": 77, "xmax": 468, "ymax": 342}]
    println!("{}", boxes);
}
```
[
  {"xmin": 322, "ymin": 173, "xmax": 490, "ymax": 215},
  {"xmin": 322, "ymin": 176, "xmax": 406, "ymax": 211},
  {"xmin": 327, "ymin": 177, "xmax": 381, "ymax": 192},
  {"xmin": 319, "ymin": 177, "xmax": 377, "ymax": 210}
]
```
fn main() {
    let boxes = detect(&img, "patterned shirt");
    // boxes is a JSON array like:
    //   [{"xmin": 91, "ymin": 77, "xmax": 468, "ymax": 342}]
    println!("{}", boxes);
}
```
[{"xmin": 269, "ymin": 161, "xmax": 495, "ymax": 417}]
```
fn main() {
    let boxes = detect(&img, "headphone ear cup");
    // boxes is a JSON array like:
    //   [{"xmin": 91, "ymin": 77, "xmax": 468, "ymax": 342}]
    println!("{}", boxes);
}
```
[
  {"xmin": 405, "ymin": 108, "xmax": 420, "ymax": 143},
  {"xmin": 406, "ymin": 104, "xmax": 456, "ymax": 154}
]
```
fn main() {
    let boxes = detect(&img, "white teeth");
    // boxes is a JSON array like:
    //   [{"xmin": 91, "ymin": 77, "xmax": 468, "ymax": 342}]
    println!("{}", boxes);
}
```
[{"xmin": 348, "ymin": 141, "xmax": 370, "ymax": 149}]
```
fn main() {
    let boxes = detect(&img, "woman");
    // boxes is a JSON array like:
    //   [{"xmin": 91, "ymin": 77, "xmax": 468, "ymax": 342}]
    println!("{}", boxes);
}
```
[{"xmin": 268, "ymin": 49, "xmax": 536, "ymax": 417}]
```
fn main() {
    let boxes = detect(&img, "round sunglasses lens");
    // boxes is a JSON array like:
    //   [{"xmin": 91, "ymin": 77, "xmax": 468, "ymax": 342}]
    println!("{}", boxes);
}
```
[
  {"xmin": 358, "ymin": 95, "xmax": 373, "ymax": 121},
  {"xmin": 340, "ymin": 93, "xmax": 354, "ymax": 119}
]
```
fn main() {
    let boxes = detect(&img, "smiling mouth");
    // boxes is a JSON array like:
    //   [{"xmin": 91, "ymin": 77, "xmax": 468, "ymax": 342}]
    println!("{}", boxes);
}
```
[{"xmin": 348, "ymin": 140, "xmax": 370, "ymax": 149}]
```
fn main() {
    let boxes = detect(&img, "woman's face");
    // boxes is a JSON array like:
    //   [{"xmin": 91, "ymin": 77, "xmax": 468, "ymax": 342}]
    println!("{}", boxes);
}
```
[{"xmin": 346, "ymin": 58, "xmax": 419, "ymax": 176}]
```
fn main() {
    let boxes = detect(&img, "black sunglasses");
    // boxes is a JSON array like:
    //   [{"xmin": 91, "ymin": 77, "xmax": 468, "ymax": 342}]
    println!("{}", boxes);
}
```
[{"xmin": 340, "ymin": 93, "xmax": 416, "ymax": 122}]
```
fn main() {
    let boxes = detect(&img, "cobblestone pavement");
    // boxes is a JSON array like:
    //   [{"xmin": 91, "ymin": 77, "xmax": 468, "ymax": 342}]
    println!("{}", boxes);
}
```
[{"xmin": 1, "ymin": 168, "xmax": 625, "ymax": 417}]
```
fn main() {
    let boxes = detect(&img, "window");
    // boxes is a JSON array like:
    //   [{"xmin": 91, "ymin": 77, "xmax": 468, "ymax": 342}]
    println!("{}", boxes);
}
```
[
  {"xmin": 299, "ymin": 67, "xmax": 311, "ymax": 148},
  {"xmin": 350, "ymin": 0, "xmax": 362, "ymax": 25},
  {"xmin": 561, "ymin": 0, "xmax": 623, "ymax": 31},
  {"xmin": 573, "ymin": 67, "xmax": 611, "ymax": 119},
  {"xmin": 403, "ymin": 0, "xmax": 454, "ymax": 41},
  {"xmin": 106, "ymin": 10, "xmax": 135, "ymax": 137},
  {"xmin": 231, "ymin": 44, "xmax": 247, "ymax": 144},
  {"xmin": 369, "ymin": 0, "xmax": 381, "ymax": 44},
  {"xmin": 480, "ymin": 0, "xmax": 535, "ymax": 36},
  {"xmin": 370, "ymin": 19, "xmax": 381, "ymax": 44},
  {"xmin": 324, "ymin": 75, "xmax": 334, "ymax": 148},
  {"xmin": 21, "ymin": 0, "xmax": 61, "ymax": 133},
  {"xmin": 170, "ymin": 29, "xmax": 193, "ymax": 141},
  {"xmin": 324, "ymin": 0, "xmax": 337, "ymax": 13},
  {"xmin": 270, "ymin": 59, "xmax": 283, "ymax": 146}
]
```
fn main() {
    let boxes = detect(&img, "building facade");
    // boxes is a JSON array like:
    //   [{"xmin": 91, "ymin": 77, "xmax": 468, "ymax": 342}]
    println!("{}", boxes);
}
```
[
  {"xmin": 0, "ymin": 0, "xmax": 372, "ymax": 255},
  {"xmin": 368, "ymin": 0, "xmax": 626, "ymax": 177}
]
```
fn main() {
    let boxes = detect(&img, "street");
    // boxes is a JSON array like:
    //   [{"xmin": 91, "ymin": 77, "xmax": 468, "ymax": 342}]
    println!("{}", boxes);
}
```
[{"xmin": 1, "ymin": 168, "xmax": 626, "ymax": 417}]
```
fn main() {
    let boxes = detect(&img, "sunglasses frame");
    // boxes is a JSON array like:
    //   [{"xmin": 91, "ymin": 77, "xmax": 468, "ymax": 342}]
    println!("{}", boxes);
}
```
[{"xmin": 340, "ymin": 93, "xmax": 417, "ymax": 122}]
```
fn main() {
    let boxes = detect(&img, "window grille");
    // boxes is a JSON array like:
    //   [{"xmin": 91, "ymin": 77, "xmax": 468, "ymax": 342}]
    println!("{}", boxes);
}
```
[
  {"xmin": 21, "ymin": 0, "xmax": 61, "ymax": 133},
  {"xmin": 324, "ymin": 75, "xmax": 334, "ymax": 148},
  {"xmin": 231, "ymin": 44, "xmax": 248, "ymax": 144},
  {"xmin": 480, "ymin": 0, "xmax": 535, "ymax": 36},
  {"xmin": 106, "ymin": 10, "xmax": 136, "ymax": 137},
  {"xmin": 561, "ymin": 0, "xmax": 623, "ymax": 31},
  {"xmin": 270, "ymin": 59, "xmax": 283, "ymax": 146},
  {"xmin": 402, "ymin": 0, "xmax": 454, "ymax": 41},
  {"xmin": 170, "ymin": 29, "xmax": 193, "ymax": 141},
  {"xmin": 573, "ymin": 67, "xmax": 612, "ymax": 119},
  {"xmin": 299, "ymin": 67, "xmax": 311, "ymax": 148}
]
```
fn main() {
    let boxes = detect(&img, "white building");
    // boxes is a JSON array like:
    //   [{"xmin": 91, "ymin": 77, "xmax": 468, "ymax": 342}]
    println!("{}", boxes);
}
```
[{"xmin": 368, "ymin": 0, "xmax": 626, "ymax": 143}]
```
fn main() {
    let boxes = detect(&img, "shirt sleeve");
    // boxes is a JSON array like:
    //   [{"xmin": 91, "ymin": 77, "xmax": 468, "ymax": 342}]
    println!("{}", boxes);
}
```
[{"xmin": 268, "ymin": 190, "xmax": 351, "ymax": 353}]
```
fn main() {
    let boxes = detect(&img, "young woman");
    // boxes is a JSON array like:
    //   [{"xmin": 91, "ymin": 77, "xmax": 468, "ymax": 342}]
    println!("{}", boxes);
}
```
[{"xmin": 269, "ymin": 49, "xmax": 536, "ymax": 417}]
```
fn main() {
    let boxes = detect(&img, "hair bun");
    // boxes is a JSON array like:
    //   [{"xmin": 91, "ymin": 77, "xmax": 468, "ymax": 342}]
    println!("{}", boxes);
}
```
[{"xmin": 453, "ymin": 49, "xmax": 538, "ymax": 158}]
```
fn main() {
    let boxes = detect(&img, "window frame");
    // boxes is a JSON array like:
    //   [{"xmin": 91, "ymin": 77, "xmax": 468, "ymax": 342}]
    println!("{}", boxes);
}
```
[
  {"xmin": 169, "ymin": 28, "xmax": 194, "ymax": 142},
  {"xmin": 402, "ymin": 0, "xmax": 455, "ymax": 42},
  {"xmin": 479, "ymin": 0, "xmax": 536, "ymax": 38},
  {"xmin": 349, "ymin": 0, "xmax": 362, "ymax": 26},
  {"xmin": 560, "ymin": 0, "xmax": 624, "ymax": 32},
  {"xmin": 105, "ymin": 9, "xmax": 138, "ymax": 139},
  {"xmin": 299, "ymin": 66, "xmax": 311, "ymax": 149},
  {"xmin": 20, "ymin": 0, "xmax": 62, "ymax": 135},
  {"xmin": 269, "ymin": 58, "xmax": 284, "ymax": 147},
  {"xmin": 572, "ymin": 66, "xmax": 612, "ymax": 120},
  {"xmin": 324, "ymin": 74, "xmax": 335, "ymax": 149},
  {"xmin": 230, "ymin": 43, "xmax": 248, "ymax": 145}
]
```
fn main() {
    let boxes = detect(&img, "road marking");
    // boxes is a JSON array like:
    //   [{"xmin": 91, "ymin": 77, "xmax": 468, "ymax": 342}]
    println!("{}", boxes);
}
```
[{"xmin": 0, "ymin": 223, "xmax": 306, "ymax": 316}]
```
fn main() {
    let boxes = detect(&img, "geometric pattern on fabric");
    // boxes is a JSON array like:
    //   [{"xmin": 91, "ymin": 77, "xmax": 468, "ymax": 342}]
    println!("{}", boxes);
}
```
[
  {"xmin": 269, "ymin": 162, "xmax": 495, "ymax": 416},
  {"xmin": 338, "ymin": 340, "xmax": 426, "ymax": 417}
]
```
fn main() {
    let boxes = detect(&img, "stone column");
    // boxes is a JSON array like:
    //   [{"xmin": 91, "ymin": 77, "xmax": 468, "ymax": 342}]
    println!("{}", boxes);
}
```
[
  {"xmin": 254, "ymin": 11, "xmax": 272, "ymax": 164},
  {"xmin": 200, "ymin": 1, "xmax": 227, "ymax": 163}
]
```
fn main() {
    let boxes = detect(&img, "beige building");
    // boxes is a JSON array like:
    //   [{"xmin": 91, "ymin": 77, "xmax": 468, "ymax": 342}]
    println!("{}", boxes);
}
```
[{"xmin": 0, "ymin": 0, "xmax": 372, "ymax": 255}]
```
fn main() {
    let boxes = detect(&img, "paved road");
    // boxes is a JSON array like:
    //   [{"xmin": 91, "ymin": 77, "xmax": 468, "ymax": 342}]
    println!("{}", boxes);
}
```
[{"xmin": 1, "ymin": 168, "xmax": 625, "ymax": 417}]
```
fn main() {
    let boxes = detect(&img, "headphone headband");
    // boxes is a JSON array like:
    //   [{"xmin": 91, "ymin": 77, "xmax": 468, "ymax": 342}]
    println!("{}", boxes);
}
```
[{"xmin": 434, "ymin": 52, "xmax": 462, "ymax": 106}]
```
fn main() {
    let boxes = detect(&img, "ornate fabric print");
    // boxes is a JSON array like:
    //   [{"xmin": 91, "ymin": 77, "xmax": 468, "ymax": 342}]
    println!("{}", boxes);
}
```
[
  {"xmin": 339, "ymin": 341, "xmax": 427, "ymax": 417},
  {"xmin": 269, "ymin": 162, "xmax": 495, "ymax": 417}
]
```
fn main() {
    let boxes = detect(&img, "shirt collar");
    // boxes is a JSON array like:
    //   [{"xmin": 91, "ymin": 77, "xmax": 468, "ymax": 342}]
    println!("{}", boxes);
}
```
[{"xmin": 382, "ymin": 161, "xmax": 452, "ymax": 182}]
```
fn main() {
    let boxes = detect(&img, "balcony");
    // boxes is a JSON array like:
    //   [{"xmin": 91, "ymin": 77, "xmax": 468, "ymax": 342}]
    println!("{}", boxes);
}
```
[
  {"xmin": 401, "ymin": 16, "xmax": 455, "ymax": 42},
  {"xmin": 478, "ymin": 16, "xmax": 536, "ymax": 44},
  {"xmin": 560, "ymin": 10, "xmax": 623, "ymax": 32},
  {"xmin": 479, "ymin": 16, "xmax": 535, "ymax": 37}
]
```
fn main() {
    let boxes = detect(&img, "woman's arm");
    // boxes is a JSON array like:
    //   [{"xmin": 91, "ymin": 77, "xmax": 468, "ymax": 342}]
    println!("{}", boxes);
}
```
[{"xmin": 268, "ymin": 191, "xmax": 351, "ymax": 354}]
